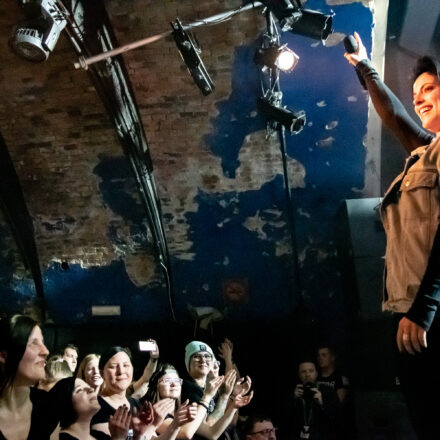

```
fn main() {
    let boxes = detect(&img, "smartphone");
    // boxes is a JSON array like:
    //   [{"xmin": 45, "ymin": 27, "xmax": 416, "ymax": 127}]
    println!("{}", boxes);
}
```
[{"xmin": 138, "ymin": 340, "xmax": 156, "ymax": 352}]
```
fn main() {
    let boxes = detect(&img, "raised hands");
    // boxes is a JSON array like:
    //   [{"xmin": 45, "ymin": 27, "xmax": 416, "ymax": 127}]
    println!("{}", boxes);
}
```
[
  {"xmin": 230, "ymin": 390, "xmax": 254, "ymax": 409},
  {"xmin": 109, "ymin": 405, "xmax": 132, "ymax": 440},
  {"xmin": 233, "ymin": 375, "xmax": 251, "ymax": 398},
  {"xmin": 218, "ymin": 338, "xmax": 233, "ymax": 363},
  {"xmin": 204, "ymin": 375, "xmax": 224, "ymax": 401},
  {"xmin": 219, "ymin": 369, "xmax": 237, "ymax": 398},
  {"xmin": 171, "ymin": 400, "xmax": 198, "ymax": 428}
]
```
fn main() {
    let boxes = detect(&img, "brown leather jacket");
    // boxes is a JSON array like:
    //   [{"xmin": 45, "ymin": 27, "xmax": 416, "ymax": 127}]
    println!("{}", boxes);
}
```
[{"xmin": 380, "ymin": 136, "xmax": 440, "ymax": 313}]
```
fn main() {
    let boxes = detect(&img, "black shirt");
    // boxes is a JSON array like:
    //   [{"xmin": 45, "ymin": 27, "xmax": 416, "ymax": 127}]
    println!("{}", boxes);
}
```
[
  {"xmin": 0, "ymin": 388, "xmax": 59, "ymax": 440},
  {"xmin": 91, "ymin": 395, "xmax": 138, "ymax": 425}
]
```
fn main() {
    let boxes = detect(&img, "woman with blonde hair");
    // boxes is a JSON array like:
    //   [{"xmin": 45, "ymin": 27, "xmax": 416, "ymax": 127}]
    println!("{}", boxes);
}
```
[{"xmin": 76, "ymin": 354, "xmax": 103, "ymax": 392}]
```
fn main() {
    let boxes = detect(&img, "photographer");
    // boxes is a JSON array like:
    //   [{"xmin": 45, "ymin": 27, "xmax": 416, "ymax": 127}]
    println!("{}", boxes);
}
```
[{"xmin": 282, "ymin": 361, "xmax": 339, "ymax": 440}]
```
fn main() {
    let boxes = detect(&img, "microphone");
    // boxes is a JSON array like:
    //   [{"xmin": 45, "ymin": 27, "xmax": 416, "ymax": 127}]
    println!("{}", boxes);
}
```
[
  {"xmin": 343, "ymin": 35, "xmax": 358, "ymax": 54},
  {"xmin": 344, "ymin": 34, "xmax": 366, "ymax": 89}
]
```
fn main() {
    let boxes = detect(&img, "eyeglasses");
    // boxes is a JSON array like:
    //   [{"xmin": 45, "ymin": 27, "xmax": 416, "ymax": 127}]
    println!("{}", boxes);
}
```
[
  {"xmin": 250, "ymin": 428, "xmax": 278, "ymax": 437},
  {"xmin": 159, "ymin": 378, "xmax": 183, "ymax": 385},
  {"xmin": 192, "ymin": 353, "xmax": 213, "ymax": 362}
]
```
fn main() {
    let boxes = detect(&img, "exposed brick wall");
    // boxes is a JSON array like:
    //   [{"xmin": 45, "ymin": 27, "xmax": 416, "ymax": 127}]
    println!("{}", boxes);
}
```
[
  {"xmin": 106, "ymin": 0, "xmax": 305, "ymax": 259},
  {"xmin": 0, "ymin": 2, "xmax": 156, "ymax": 276}
]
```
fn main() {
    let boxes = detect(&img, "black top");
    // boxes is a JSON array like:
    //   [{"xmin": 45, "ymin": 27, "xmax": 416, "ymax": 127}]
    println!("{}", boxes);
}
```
[
  {"xmin": 91, "ymin": 395, "xmax": 138, "ymax": 425},
  {"xmin": 356, "ymin": 59, "xmax": 440, "ymax": 330},
  {"xmin": 0, "ymin": 388, "xmax": 59, "ymax": 440},
  {"xmin": 181, "ymin": 378, "xmax": 215, "ymax": 413},
  {"xmin": 317, "ymin": 371, "xmax": 349, "ymax": 391}
]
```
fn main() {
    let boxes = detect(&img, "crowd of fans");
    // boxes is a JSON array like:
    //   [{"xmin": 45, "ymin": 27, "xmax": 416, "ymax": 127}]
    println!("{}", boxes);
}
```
[{"xmin": 0, "ymin": 315, "xmax": 352, "ymax": 440}]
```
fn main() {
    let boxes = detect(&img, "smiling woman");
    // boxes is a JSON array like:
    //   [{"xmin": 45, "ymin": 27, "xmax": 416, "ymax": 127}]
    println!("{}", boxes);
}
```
[
  {"xmin": 90, "ymin": 347, "xmax": 137, "ymax": 437},
  {"xmin": 0, "ymin": 315, "xmax": 59, "ymax": 440},
  {"xmin": 344, "ymin": 33, "xmax": 440, "ymax": 439}
]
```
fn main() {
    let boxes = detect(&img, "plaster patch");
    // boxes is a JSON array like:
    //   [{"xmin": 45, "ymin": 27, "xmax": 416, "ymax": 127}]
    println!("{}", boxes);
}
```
[
  {"xmin": 317, "ymin": 136, "xmax": 335, "ymax": 148},
  {"xmin": 275, "ymin": 240, "xmax": 291, "ymax": 257},
  {"xmin": 243, "ymin": 210, "xmax": 267, "ymax": 240},
  {"xmin": 159, "ymin": 132, "xmax": 306, "ymax": 259},
  {"xmin": 326, "ymin": 0, "xmax": 371, "ymax": 5},
  {"xmin": 297, "ymin": 208, "xmax": 311, "ymax": 218},
  {"xmin": 325, "ymin": 121, "xmax": 338, "ymax": 130},
  {"xmin": 324, "ymin": 32, "xmax": 345, "ymax": 47},
  {"xmin": 124, "ymin": 252, "xmax": 156, "ymax": 287}
]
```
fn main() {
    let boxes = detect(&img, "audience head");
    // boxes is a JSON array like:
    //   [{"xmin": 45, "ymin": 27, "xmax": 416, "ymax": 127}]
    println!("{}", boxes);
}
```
[
  {"xmin": 63, "ymin": 344, "xmax": 79, "ymax": 373},
  {"xmin": 142, "ymin": 363, "xmax": 181, "ymax": 406},
  {"xmin": 242, "ymin": 415, "xmax": 277, "ymax": 440},
  {"xmin": 53, "ymin": 377, "xmax": 100, "ymax": 429},
  {"xmin": 298, "ymin": 360, "xmax": 318, "ymax": 385},
  {"xmin": 40, "ymin": 355, "xmax": 72, "ymax": 391},
  {"xmin": 77, "ymin": 354, "xmax": 103, "ymax": 390},
  {"xmin": 99, "ymin": 346, "xmax": 133, "ymax": 395},
  {"xmin": 185, "ymin": 341, "xmax": 214, "ymax": 379},
  {"xmin": 317, "ymin": 345, "xmax": 336, "ymax": 372},
  {"xmin": 0, "ymin": 315, "xmax": 49, "ymax": 394}
]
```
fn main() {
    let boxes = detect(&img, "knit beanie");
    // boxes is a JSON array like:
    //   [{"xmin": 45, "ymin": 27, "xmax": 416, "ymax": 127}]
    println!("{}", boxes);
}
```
[{"xmin": 184, "ymin": 341, "xmax": 214, "ymax": 372}]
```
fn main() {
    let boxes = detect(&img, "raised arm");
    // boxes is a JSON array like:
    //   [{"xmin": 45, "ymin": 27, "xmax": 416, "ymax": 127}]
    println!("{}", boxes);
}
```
[{"xmin": 345, "ymin": 32, "xmax": 433, "ymax": 153}]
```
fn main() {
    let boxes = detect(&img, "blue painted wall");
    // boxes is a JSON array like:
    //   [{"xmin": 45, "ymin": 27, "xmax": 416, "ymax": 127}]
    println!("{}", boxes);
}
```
[{"xmin": 0, "ymin": 0, "xmax": 373, "ymax": 347}]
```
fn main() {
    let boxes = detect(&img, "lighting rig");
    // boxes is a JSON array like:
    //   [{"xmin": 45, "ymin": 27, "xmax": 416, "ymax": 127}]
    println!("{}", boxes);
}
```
[
  {"xmin": 10, "ymin": 0, "xmax": 67, "ymax": 62},
  {"xmin": 71, "ymin": 1, "xmax": 333, "ymax": 96}
]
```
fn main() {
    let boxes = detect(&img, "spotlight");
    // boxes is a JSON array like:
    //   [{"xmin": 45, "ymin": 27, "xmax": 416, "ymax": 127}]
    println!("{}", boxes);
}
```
[
  {"xmin": 258, "ymin": 95, "xmax": 306, "ymax": 133},
  {"xmin": 260, "ymin": 0, "xmax": 333, "ymax": 41},
  {"xmin": 10, "ymin": 0, "xmax": 67, "ymax": 62},
  {"xmin": 171, "ymin": 18, "xmax": 214, "ymax": 96},
  {"xmin": 282, "ymin": 8, "xmax": 333, "ymax": 41},
  {"xmin": 254, "ymin": 44, "xmax": 299, "ymax": 72}
]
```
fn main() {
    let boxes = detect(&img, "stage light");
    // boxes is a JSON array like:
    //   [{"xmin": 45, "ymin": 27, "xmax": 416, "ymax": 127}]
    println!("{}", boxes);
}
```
[
  {"xmin": 260, "ymin": 1, "xmax": 333, "ymax": 41},
  {"xmin": 283, "ymin": 8, "xmax": 333, "ymax": 41},
  {"xmin": 254, "ymin": 44, "xmax": 299, "ymax": 72},
  {"xmin": 10, "ymin": 0, "xmax": 67, "ymax": 62},
  {"xmin": 258, "ymin": 95, "xmax": 306, "ymax": 134},
  {"xmin": 170, "ymin": 19, "xmax": 214, "ymax": 96}
]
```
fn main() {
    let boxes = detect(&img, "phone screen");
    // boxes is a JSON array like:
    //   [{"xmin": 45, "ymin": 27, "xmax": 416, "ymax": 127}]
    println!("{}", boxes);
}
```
[{"xmin": 138, "ymin": 341, "xmax": 156, "ymax": 351}]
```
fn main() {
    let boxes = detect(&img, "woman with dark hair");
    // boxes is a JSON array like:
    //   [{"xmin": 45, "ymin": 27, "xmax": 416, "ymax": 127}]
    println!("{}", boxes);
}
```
[
  {"xmin": 91, "ymin": 347, "xmax": 138, "ymax": 436},
  {"xmin": 344, "ymin": 33, "xmax": 440, "ymax": 439},
  {"xmin": 0, "ymin": 314, "xmax": 57, "ymax": 439}
]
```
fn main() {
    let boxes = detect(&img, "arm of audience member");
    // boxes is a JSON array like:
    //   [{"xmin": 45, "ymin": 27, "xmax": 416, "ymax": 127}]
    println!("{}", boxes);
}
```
[
  {"xmin": 336, "ymin": 388, "xmax": 348, "ymax": 403},
  {"xmin": 206, "ymin": 370, "xmax": 236, "ymax": 425},
  {"xmin": 157, "ymin": 376, "xmax": 225, "ymax": 440},
  {"xmin": 217, "ymin": 338, "xmax": 238, "ymax": 375},
  {"xmin": 197, "ymin": 390, "xmax": 254, "ymax": 440},
  {"xmin": 344, "ymin": 32, "xmax": 433, "ymax": 153},
  {"xmin": 109, "ymin": 405, "xmax": 132, "ymax": 440},
  {"xmin": 131, "ymin": 340, "xmax": 160, "ymax": 394},
  {"xmin": 131, "ymin": 399, "xmax": 173, "ymax": 440}
]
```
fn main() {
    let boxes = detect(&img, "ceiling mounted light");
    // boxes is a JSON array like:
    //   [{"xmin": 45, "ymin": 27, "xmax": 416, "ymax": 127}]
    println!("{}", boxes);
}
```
[
  {"xmin": 260, "ymin": 0, "xmax": 333, "ymax": 41},
  {"xmin": 254, "ymin": 44, "xmax": 299, "ymax": 72},
  {"xmin": 10, "ymin": 0, "xmax": 67, "ymax": 62},
  {"xmin": 258, "ymin": 95, "xmax": 306, "ymax": 134},
  {"xmin": 170, "ymin": 18, "xmax": 214, "ymax": 96}
]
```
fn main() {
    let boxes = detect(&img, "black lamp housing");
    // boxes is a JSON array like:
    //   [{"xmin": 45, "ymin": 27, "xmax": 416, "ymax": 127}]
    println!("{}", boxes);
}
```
[
  {"xmin": 171, "ymin": 18, "xmax": 215, "ymax": 96},
  {"xmin": 258, "ymin": 96, "xmax": 306, "ymax": 134}
]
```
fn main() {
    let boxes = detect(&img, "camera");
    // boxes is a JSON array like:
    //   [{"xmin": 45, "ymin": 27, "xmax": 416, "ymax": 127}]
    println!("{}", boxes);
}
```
[{"xmin": 302, "ymin": 382, "xmax": 316, "ymax": 400}]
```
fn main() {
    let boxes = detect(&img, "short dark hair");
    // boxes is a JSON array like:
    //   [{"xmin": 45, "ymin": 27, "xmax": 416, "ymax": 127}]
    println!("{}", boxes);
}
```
[
  {"xmin": 241, "ymin": 414, "xmax": 273, "ymax": 436},
  {"xmin": 413, "ymin": 56, "xmax": 440, "ymax": 83},
  {"xmin": 64, "ymin": 344, "xmax": 79, "ymax": 354},
  {"xmin": 99, "ymin": 346, "xmax": 132, "ymax": 370}
]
